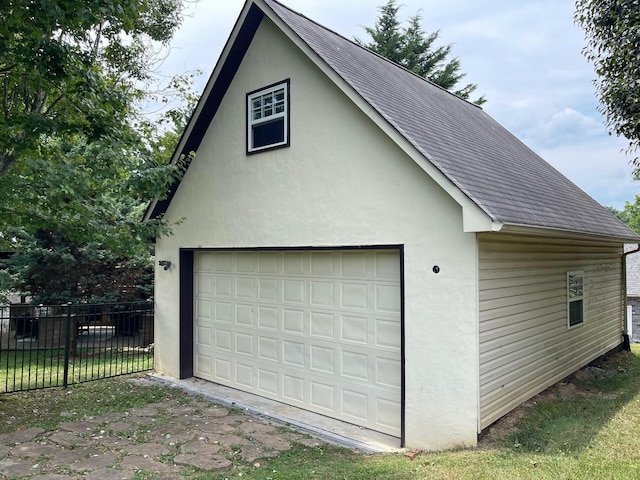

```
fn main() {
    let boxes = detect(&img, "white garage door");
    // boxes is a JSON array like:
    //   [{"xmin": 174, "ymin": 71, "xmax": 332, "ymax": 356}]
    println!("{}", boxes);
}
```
[{"xmin": 194, "ymin": 249, "xmax": 402, "ymax": 436}]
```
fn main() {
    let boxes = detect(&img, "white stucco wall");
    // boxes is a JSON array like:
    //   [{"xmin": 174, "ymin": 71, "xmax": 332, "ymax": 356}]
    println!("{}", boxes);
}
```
[{"xmin": 154, "ymin": 18, "xmax": 480, "ymax": 451}]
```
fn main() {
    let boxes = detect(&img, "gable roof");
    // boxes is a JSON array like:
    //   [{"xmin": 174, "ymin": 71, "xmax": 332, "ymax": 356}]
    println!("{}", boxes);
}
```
[{"xmin": 145, "ymin": 0, "xmax": 640, "ymax": 243}]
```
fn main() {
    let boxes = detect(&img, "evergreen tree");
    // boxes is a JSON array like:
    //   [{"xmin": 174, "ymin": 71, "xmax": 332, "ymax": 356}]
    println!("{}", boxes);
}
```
[{"xmin": 358, "ymin": 0, "xmax": 485, "ymax": 105}]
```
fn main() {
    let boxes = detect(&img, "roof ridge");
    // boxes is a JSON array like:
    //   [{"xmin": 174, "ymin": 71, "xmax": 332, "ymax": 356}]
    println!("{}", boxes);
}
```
[{"xmin": 262, "ymin": 0, "xmax": 482, "ymax": 109}]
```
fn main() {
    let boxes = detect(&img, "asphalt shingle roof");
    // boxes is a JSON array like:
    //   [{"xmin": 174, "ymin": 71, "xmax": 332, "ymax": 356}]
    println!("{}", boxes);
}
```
[{"xmin": 264, "ymin": 0, "xmax": 639, "ymax": 241}]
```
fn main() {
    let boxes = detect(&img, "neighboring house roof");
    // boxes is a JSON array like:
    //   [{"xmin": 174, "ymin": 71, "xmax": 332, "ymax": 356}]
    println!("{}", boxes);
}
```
[{"xmin": 145, "ymin": 0, "xmax": 640, "ymax": 243}]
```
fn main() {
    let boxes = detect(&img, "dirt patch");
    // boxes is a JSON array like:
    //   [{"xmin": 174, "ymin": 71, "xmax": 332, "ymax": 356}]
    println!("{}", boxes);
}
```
[{"xmin": 478, "ymin": 350, "xmax": 627, "ymax": 446}]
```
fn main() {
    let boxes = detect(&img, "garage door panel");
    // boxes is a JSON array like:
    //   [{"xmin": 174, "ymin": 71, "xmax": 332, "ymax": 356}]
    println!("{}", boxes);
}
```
[
  {"xmin": 310, "ymin": 281, "xmax": 334, "ymax": 306},
  {"xmin": 375, "ymin": 285, "xmax": 401, "ymax": 312},
  {"xmin": 236, "ymin": 278, "xmax": 255, "ymax": 298},
  {"xmin": 215, "ymin": 302, "xmax": 232, "ymax": 322},
  {"xmin": 283, "ymin": 309, "xmax": 304, "ymax": 333},
  {"xmin": 375, "ymin": 251, "xmax": 401, "ymax": 277},
  {"xmin": 196, "ymin": 274, "xmax": 213, "ymax": 295},
  {"xmin": 195, "ymin": 323, "xmax": 213, "ymax": 347},
  {"xmin": 310, "ymin": 344, "xmax": 335, "ymax": 373},
  {"xmin": 376, "ymin": 357, "xmax": 402, "ymax": 388},
  {"xmin": 258, "ymin": 335, "xmax": 278, "ymax": 362},
  {"xmin": 195, "ymin": 353, "xmax": 213, "ymax": 375},
  {"xmin": 235, "ymin": 304, "xmax": 254, "ymax": 326},
  {"xmin": 258, "ymin": 368, "xmax": 279, "ymax": 395},
  {"xmin": 310, "ymin": 381, "xmax": 335, "ymax": 411},
  {"xmin": 283, "ymin": 340, "xmax": 305, "ymax": 366},
  {"xmin": 283, "ymin": 251, "xmax": 304, "ymax": 273},
  {"xmin": 311, "ymin": 252, "xmax": 335, "ymax": 275},
  {"xmin": 259, "ymin": 278, "xmax": 279, "ymax": 301},
  {"xmin": 283, "ymin": 279, "xmax": 305, "ymax": 303},
  {"xmin": 195, "ymin": 298, "xmax": 212, "ymax": 321},
  {"xmin": 341, "ymin": 252, "xmax": 368, "ymax": 276},
  {"xmin": 375, "ymin": 318, "xmax": 401, "ymax": 350},
  {"xmin": 194, "ymin": 249, "xmax": 402, "ymax": 437},
  {"xmin": 341, "ymin": 314, "xmax": 368, "ymax": 344},
  {"xmin": 283, "ymin": 374, "xmax": 305, "ymax": 403},
  {"xmin": 215, "ymin": 328, "xmax": 232, "ymax": 351},
  {"xmin": 341, "ymin": 283, "xmax": 368, "ymax": 310},
  {"xmin": 342, "ymin": 389, "xmax": 368, "ymax": 420},
  {"xmin": 259, "ymin": 252, "xmax": 279, "ymax": 273},
  {"xmin": 310, "ymin": 311, "xmax": 335, "ymax": 338},
  {"xmin": 236, "ymin": 363, "xmax": 253, "ymax": 387},
  {"xmin": 214, "ymin": 358, "xmax": 231, "ymax": 381},
  {"xmin": 235, "ymin": 332, "xmax": 254, "ymax": 356},
  {"xmin": 237, "ymin": 252, "xmax": 255, "ymax": 272},
  {"xmin": 377, "ymin": 397, "xmax": 401, "ymax": 429}
]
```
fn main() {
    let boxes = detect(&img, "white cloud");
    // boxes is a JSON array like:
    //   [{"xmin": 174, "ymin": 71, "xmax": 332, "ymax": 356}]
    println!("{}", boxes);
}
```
[
  {"xmin": 521, "ymin": 108, "xmax": 605, "ymax": 148},
  {"xmin": 539, "ymin": 137, "xmax": 637, "ymax": 209}
]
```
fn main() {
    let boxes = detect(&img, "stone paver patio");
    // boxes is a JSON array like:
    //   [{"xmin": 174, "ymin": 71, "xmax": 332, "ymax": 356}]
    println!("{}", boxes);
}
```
[{"xmin": 0, "ymin": 396, "xmax": 326, "ymax": 479}]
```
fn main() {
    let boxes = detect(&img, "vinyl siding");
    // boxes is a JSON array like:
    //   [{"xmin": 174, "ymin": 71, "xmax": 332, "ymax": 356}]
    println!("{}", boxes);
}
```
[{"xmin": 478, "ymin": 234, "xmax": 624, "ymax": 430}]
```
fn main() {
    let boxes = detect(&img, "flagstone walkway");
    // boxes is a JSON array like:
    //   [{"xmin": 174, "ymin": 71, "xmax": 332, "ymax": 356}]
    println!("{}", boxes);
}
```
[{"xmin": 0, "ymin": 395, "xmax": 325, "ymax": 479}]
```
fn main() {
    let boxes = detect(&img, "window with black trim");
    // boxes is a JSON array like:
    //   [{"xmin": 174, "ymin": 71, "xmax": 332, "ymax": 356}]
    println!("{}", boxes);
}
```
[
  {"xmin": 247, "ymin": 80, "xmax": 289, "ymax": 154},
  {"xmin": 567, "ymin": 271, "xmax": 584, "ymax": 327}
]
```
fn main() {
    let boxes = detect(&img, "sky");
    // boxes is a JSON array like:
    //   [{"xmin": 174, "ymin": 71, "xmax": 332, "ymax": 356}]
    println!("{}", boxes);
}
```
[{"xmin": 159, "ymin": 0, "xmax": 637, "ymax": 210}]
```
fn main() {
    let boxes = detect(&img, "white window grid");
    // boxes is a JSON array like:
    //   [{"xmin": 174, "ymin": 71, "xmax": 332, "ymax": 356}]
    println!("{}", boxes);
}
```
[
  {"xmin": 567, "ymin": 270, "xmax": 584, "ymax": 328},
  {"xmin": 251, "ymin": 87, "xmax": 286, "ymax": 123}
]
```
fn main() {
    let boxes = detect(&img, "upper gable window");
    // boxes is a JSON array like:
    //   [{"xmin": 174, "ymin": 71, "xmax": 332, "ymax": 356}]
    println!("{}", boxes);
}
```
[
  {"xmin": 247, "ymin": 80, "xmax": 290, "ymax": 154},
  {"xmin": 567, "ymin": 271, "xmax": 584, "ymax": 328}
]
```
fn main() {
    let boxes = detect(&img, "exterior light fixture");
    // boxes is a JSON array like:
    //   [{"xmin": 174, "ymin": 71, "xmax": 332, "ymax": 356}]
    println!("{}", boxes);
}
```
[{"xmin": 158, "ymin": 260, "xmax": 172, "ymax": 270}]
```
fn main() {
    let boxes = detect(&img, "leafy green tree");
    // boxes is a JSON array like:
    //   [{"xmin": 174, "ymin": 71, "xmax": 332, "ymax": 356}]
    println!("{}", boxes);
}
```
[
  {"xmin": 357, "ymin": 0, "xmax": 485, "ymax": 105},
  {"xmin": 0, "ymin": 0, "xmax": 196, "ymax": 303},
  {"xmin": 575, "ymin": 0, "xmax": 640, "ymax": 166},
  {"xmin": 608, "ymin": 196, "xmax": 640, "ymax": 234},
  {"xmin": 0, "ymin": 0, "xmax": 183, "ymax": 175},
  {"xmin": 0, "ymin": 0, "xmax": 190, "ymax": 250},
  {"xmin": 0, "ymin": 75, "xmax": 196, "ymax": 303}
]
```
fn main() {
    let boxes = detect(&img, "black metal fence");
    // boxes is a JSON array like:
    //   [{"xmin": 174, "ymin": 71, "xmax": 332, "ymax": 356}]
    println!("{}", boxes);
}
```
[{"xmin": 0, "ymin": 301, "xmax": 154, "ymax": 393}]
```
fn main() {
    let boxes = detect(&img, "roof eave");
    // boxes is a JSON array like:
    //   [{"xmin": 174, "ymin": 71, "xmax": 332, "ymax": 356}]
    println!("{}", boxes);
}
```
[{"xmin": 488, "ymin": 222, "xmax": 640, "ymax": 244}]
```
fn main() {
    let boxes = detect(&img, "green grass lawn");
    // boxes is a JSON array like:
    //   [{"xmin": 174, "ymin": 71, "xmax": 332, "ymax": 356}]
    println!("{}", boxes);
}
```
[
  {"xmin": 0, "ymin": 347, "xmax": 153, "ymax": 392},
  {"xmin": 2, "ymin": 346, "xmax": 640, "ymax": 479}
]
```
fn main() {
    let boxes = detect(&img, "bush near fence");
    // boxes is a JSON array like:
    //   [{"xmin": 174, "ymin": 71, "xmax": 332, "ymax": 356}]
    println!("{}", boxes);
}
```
[{"xmin": 0, "ymin": 301, "xmax": 154, "ymax": 393}]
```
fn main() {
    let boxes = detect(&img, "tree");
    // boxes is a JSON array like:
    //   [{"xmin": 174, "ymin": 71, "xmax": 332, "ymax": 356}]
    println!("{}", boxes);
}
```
[
  {"xmin": 0, "ymin": 0, "xmax": 183, "ymax": 175},
  {"xmin": 0, "ymin": 0, "xmax": 196, "ymax": 303},
  {"xmin": 1, "ymin": 231, "xmax": 154, "ymax": 304},
  {"xmin": 0, "ymin": 0, "xmax": 190, "ymax": 249},
  {"xmin": 0, "ymin": 73, "xmax": 197, "ymax": 303},
  {"xmin": 575, "ymin": 0, "xmax": 640, "ymax": 166},
  {"xmin": 608, "ymin": 196, "xmax": 640, "ymax": 234},
  {"xmin": 357, "ymin": 0, "xmax": 485, "ymax": 105}
]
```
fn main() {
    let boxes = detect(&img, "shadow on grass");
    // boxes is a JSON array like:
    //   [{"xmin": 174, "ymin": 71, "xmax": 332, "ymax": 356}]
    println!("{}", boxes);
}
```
[
  {"xmin": 0, "ymin": 348, "xmax": 153, "ymax": 393},
  {"xmin": 491, "ymin": 345, "xmax": 640, "ymax": 456}
]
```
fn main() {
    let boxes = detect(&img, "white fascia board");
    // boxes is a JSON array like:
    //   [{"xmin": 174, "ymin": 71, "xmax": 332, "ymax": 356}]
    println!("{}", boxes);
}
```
[
  {"xmin": 258, "ymin": 2, "xmax": 496, "ymax": 233},
  {"xmin": 494, "ymin": 223, "xmax": 638, "ymax": 245}
]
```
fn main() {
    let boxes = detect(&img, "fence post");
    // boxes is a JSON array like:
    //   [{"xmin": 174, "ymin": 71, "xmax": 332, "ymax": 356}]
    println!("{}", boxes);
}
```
[{"xmin": 63, "ymin": 302, "xmax": 72, "ymax": 388}]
